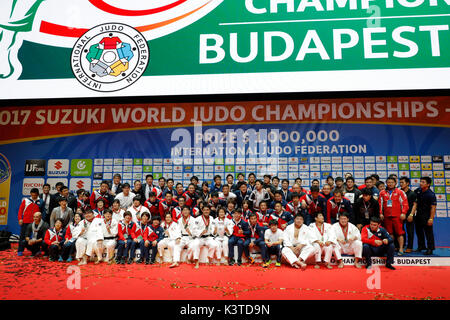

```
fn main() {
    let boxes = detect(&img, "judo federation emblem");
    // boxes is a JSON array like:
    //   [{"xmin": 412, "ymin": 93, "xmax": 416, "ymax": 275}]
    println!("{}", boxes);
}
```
[{"xmin": 71, "ymin": 23, "xmax": 149, "ymax": 92}]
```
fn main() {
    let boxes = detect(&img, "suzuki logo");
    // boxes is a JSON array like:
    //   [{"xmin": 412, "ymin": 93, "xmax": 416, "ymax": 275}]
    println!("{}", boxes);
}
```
[
  {"xmin": 76, "ymin": 180, "xmax": 85, "ymax": 189},
  {"xmin": 54, "ymin": 161, "xmax": 63, "ymax": 170}
]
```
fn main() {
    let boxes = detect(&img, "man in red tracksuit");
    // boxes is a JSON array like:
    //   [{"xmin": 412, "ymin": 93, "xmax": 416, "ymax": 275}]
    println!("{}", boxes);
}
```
[
  {"xmin": 378, "ymin": 177, "xmax": 409, "ymax": 255},
  {"xmin": 17, "ymin": 188, "xmax": 43, "ymax": 256}
]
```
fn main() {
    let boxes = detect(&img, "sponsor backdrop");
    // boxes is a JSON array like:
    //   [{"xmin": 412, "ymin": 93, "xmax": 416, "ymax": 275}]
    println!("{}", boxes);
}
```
[
  {"xmin": 0, "ymin": 0, "xmax": 450, "ymax": 98},
  {"xmin": 0, "ymin": 97, "xmax": 450, "ymax": 246}
]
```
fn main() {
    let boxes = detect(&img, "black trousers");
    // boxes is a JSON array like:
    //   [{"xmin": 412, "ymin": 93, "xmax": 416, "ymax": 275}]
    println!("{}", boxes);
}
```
[
  {"xmin": 415, "ymin": 217, "xmax": 435, "ymax": 250},
  {"xmin": 18, "ymin": 223, "xmax": 30, "ymax": 252},
  {"xmin": 404, "ymin": 219, "xmax": 415, "ymax": 250},
  {"xmin": 48, "ymin": 244, "xmax": 62, "ymax": 260},
  {"xmin": 363, "ymin": 243, "xmax": 395, "ymax": 266}
]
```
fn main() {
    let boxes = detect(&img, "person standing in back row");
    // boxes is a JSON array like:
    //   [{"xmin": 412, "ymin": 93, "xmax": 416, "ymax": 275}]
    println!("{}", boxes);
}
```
[
  {"xmin": 414, "ymin": 177, "xmax": 436, "ymax": 255},
  {"xmin": 399, "ymin": 177, "xmax": 417, "ymax": 253},
  {"xmin": 378, "ymin": 177, "xmax": 408, "ymax": 255}
]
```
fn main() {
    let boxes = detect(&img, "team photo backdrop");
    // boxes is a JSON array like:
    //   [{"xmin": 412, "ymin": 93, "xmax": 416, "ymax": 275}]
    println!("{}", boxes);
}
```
[{"xmin": 0, "ymin": 96, "xmax": 450, "ymax": 246}]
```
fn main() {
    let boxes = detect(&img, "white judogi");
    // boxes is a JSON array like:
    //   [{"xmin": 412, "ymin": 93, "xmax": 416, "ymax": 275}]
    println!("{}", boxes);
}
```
[
  {"xmin": 127, "ymin": 205, "xmax": 150, "ymax": 223},
  {"xmin": 158, "ymin": 221, "xmax": 182, "ymax": 262},
  {"xmin": 309, "ymin": 222, "xmax": 338, "ymax": 263},
  {"xmin": 75, "ymin": 218, "xmax": 104, "ymax": 259},
  {"xmin": 190, "ymin": 215, "xmax": 218, "ymax": 260},
  {"xmin": 100, "ymin": 218, "xmax": 118, "ymax": 261},
  {"xmin": 66, "ymin": 222, "xmax": 82, "ymax": 242},
  {"xmin": 218, "ymin": 192, "xmax": 237, "ymax": 201},
  {"xmin": 331, "ymin": 222, "xmax": 363, "ymax": 259},
  {"xmin": 114, "ymin": 192, "xmax": 136, "ymax": 209},
  {"xmin": 212, "ymin": 217, "xmax": 233, "ymax": 259},
  {"xmin": 281, "ymin": 223, "xmax": 318, "ymax": 266},
  {"xmin": 112, "ymin": 208, "xmax": 125, "ymax": 223},
  {"xmin": 175, "ymin": 215, "xmax": 197, "ymax": 263}
]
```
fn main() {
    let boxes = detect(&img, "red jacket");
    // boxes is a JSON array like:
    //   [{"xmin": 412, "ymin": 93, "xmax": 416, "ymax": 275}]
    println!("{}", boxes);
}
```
[
  {"xmin": 144, "ymin": 198, "xmax": 160, "ymax": 217},
  {"xmin": 44, "ymin": 228, "xmax": 64, "ymax": 246},
  {"xmin": 143, "ymin": 226, "xmax": 159, "ymax": 242},
  {"xmin": 285, "ymin": 201, "xmax": 302, "ymax": 215},
  {"xmin": 183, "ymin": 191, "xmax": 198, "ymax": 208},
  {"xmin": 172, "ymin": 206, "xmax": 183, "ymax": 222},
  {"xmin": 361, "ymin": 225, "xmax": 393, "ymax": 246},
  {"xmin": 378, "ymin": 188, "xmax": 409, "ymax": 217},
  {"xmin": 18, "ymin": 198, "xmax": 41, "ymax": 224},
  {"xmin": 159, "ymin": 199, "xmax": 178, "ymax": 220},
  {"xmin": 89, "ymin": 190, "xmax": 111, "ymax": 209},
  {"xmin": 64, "ymin": 224, "xmax": 77, "ymax": 240},
  {"xmin": 118, "ymin": 221, "xmax": 137, "ymax": 241},
  {"xmin": 326, "ymin": 197, "xmax": 352, "ymax": 223},
  {"xmin": 135, "ymin": 221, "xmax": 150, "ymax": 240}
]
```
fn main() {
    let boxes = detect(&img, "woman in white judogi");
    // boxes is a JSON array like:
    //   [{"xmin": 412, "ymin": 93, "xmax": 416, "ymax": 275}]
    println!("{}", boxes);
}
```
[
  {"xmin": 309, "ymin": 212, "xmax": 338, "ymax": 269},
  {"xmin": 281, "ymin": 214, "xmax": 318, "ymax": 269},
  {"xmin": 212, "ymin": 207, "xmax": 233, "ymax": 265},
  {"xmin": 97, "ymin": 209, "xmax": 118, "ymax": 264},
  {"xmin": 191, "ymin": 206, "xmax": 219, "ymax": 268},
  {"xmin": 127, "ymin": 198, "xmax": 150, "ymax": 223},
  {"xmin": 331, "ymin": 212, "xmax": 363, "ymax": 268},
  {"xmin": 172, "ymin": 206, "xmax": 197, "ymax": 268},
  {"xmin": 76, "ymin": 210, "xmax": 104, "ymax": 265},
  {"xmin": 111, "ymin": 199, "xmax": 125, "ymax": 223},
  {"xmin": 158, "ymin": 213, "xmax": 182, "ymax": 264}
]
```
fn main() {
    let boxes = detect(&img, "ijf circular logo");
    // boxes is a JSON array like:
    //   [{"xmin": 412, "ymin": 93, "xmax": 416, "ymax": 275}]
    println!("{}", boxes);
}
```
[{"xmin": 71, "ymin": 23, "xmax": 149, "ymax": 92}]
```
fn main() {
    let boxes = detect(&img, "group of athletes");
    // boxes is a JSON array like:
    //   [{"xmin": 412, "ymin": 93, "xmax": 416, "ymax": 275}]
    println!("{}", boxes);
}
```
[{"xmin": 17, "ymin": 172, "xmax": 437, "ymax": 269}]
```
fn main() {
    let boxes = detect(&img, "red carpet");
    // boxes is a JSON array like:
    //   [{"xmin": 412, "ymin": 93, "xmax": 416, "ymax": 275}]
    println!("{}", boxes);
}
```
[{"xmin": 1, "ymin": 247, "xmax": 448, "ymax": 300}]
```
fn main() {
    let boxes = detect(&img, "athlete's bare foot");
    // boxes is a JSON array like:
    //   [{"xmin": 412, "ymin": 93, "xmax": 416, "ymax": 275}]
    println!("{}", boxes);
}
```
[
  {"xmin": 337, "ymin": 261, "xmax": 344, "ymax": 268},
  {"xmin": 299, "ymin": 261, "xmax": 307, "ymax": 270},
  {"xmin": 169, "ymin": 262, "xmax": 179, "ymax": 268}
]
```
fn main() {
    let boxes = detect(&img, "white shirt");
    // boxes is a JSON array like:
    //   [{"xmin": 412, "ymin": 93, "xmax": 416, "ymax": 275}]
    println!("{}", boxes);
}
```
[
  {"xmin": 115, "ymin": 192, "xmax": 136, "ymax": 209},
  {"xmin": 250, "ymin": 189, "xmax": 270, "ymax": 209},
  {"xmin": 111, "ymin": 209, "xmax": 125, "ymax": 223},
  {"xmin": 127, "ymin": 205, "xmax": 150, "ymax": 223},
  {"xmin": 219, "ymin": 192, "xmax": 237, "ymax": 201},
  {"xmin": 264, "ymin": 228, "xmax": 283, "ymax": 243}
]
